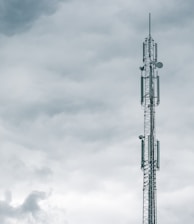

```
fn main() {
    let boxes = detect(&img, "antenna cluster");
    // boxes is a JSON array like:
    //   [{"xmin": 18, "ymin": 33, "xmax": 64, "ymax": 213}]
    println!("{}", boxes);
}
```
[{"xmin": 139, "ymin": 13, "xmax": 163, "ymax": 224}]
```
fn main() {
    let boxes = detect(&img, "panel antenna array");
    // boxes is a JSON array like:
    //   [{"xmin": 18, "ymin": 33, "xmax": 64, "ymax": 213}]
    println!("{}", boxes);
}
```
[{"xmin": 139, "ymin": 13, "xmax": 163, "ymax": 224}]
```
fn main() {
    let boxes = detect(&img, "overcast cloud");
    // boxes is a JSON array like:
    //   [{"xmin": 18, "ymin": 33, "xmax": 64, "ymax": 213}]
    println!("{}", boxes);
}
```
[{"xmin": 0, "ymin": 0, "xmax": 193, "ymax": 223}]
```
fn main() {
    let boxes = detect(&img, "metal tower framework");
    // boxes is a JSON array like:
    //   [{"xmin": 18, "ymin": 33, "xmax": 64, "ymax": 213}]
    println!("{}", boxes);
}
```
[{"xmin": 139, "ymin": 14, "xmax": 163, "ymax": 224}]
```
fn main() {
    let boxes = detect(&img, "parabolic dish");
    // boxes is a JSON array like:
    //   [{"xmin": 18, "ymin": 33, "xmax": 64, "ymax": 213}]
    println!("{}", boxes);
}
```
[{"xmin": 156, "ymin": 62, "xmax": 163, "ymax": 68}]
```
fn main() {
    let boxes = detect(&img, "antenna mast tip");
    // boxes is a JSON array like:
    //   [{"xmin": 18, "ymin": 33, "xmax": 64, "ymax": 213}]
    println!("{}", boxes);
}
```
[{"xmin": 149, "ymin": 13, "xmax": 151, "ymax": 37}]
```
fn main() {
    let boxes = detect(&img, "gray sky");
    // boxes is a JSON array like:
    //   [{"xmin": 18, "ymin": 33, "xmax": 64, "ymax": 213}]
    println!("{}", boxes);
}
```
[{"xmin": 0, "ymin": 0, "xmax": 193, "ymax": 223}]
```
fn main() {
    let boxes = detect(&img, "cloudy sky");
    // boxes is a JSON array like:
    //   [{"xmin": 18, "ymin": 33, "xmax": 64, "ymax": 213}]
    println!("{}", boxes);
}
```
[{"xmin": 0, "ymin": 0, "xmax": 193, "ymax": 223}]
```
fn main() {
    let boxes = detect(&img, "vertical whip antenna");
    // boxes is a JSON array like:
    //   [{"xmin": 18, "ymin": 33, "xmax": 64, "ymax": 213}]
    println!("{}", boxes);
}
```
[
  {"xmin": 139, "ymin": 14, "xmax": 163, "ymax": 224},
  {"xmin": 149, "ymin": 13, "xmax": 151, "ymax": 37}
]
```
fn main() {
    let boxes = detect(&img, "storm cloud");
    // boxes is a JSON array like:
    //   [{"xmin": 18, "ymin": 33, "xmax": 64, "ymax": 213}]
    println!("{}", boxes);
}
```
[
  {"xmin": 0, "ymin": 191, "xmax": 46, "ymax": 223},
  {"xmin": 0, "ymin": 0, "xmax": 63, "ymax": 35}
]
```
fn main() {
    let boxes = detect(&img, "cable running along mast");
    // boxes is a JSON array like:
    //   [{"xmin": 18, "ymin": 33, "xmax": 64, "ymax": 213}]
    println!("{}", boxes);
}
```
[{"xmin": 139, "ymin": 13, "xmax": 163, "ymax": 224}]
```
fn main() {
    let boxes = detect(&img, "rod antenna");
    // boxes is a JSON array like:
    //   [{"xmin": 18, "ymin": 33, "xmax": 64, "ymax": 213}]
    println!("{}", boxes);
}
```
[{"xmin": 149, "ymin": 13, "xmax": 151, "ymax": 37}]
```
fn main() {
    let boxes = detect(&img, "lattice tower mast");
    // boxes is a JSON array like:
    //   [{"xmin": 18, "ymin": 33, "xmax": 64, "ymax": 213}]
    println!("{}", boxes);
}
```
[{"xmin": 139, "ymin": 13, "xmax": 163, "ymax": 224}]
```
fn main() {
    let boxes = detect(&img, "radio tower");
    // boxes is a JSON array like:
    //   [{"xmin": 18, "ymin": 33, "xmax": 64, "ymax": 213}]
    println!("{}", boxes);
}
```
[{"xmin": 139, "ymin": 13, "xmax": 163, "ymax": 224}]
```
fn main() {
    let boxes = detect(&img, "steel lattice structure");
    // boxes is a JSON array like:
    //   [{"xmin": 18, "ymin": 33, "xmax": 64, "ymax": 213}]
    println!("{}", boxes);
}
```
[{"xmin": 139, "ymin": 14, "xmax": 163, "ymax": 224}]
